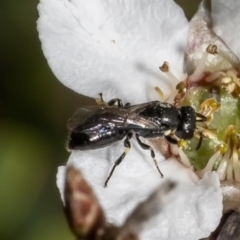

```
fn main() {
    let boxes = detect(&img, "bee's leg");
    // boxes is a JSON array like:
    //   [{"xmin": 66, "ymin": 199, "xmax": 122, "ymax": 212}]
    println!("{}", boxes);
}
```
[
  {"xmin": 164, "ymin": 135, "xmax": 178, "ymax": 145},
  {"xmin": 99, "ymin": 93, "xmax": 104, "ymax": 102},
  {"xmin": 96, "ymin": 93, "xmax": 124, "ymax": 107},
  {"xmin": 135, "ymin": 134, "xmax": 164, "ymax": 177},
  {"xmin": 95, "ymin": 93, "xmax": 106, "ymax": 105},
  {"xmin": 104, "ymin": 132, "xmax": 133, "ymax": 187},
  {"xmin": 196, "ymin": 112, "xmax": 207, "ymax": 122},
  {"xmin": 107, "ymin": 98, "xmax": 123, "ymax": 107},
  {"xmin": 195, "ymin": 128, "xmax": 203, "ymax": 151},
  {"xmin": 108, "ymin": 99, "xmax": 131, "ymax": 107}
]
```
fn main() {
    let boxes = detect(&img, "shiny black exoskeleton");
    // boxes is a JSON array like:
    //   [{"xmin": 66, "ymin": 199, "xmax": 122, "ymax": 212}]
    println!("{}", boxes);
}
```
[
  {"xmin": 138, "ymin": 103, "xmax": 204, "ymax": 145},
  {"xmin": 67, "ymin": 97, "xmax": 206, "ymax": 186}
]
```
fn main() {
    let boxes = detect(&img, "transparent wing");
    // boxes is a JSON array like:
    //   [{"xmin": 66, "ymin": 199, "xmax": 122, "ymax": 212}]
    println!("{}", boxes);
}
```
[
  {"xmin": 67, "ymin": 105, "xmax": 106, "ymax": 131},
  {"xmin": 67, "ymin": 104, "xmax": 160, "ymax": 132},
  {"xmin": 125, "ymin": 101, "xmax": 159, "ymax": 114}
]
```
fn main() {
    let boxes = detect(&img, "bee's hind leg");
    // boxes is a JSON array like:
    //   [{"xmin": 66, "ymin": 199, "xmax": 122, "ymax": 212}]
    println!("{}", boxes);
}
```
[
  {"xmin": 95, "ymin": 93, "xmax": 107, "ymax": 106},
  {"xmin": 104, "ymin": 132, "xmax": 133, "ymax": 187},
  {"xmin": 96, "ymin": 93, "xmax": 131, "ymax": 107},
  {"xmin": 135, "ymin": 134, "xmax": 164, "ymax": 177},
  {"xmin": 164, "ymin": 135, "xmax": 178, "ymax": 145},
  {"xmin": 107, "ymin": 98, "xmax": 123, "ymax": 107}
]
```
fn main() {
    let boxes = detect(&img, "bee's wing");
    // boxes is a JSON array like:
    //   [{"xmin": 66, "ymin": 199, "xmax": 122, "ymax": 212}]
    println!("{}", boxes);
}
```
[
  {"xmin": 121, "ymin": 101, "xmax": 161, "ymax": 129},
  {"xmin": 104, "ymin": 107, "xmax": 159, "ymax": 130},
  {"xmin": 67, "ymin": 105, "xmax": 106, "ymax": 131},
  {"xmin": 125, "ymin": 101, "xmax": 160, "ymax": 114},
  {"xmin": 102, "ymin": 107, "xmax": 157, "ymax": 130},
  {"xmin": 125, "ymin": 113, "xmax": 159, "ymax": 130},
  {"xmin": 67, "ymin": 104, "xmax": 160, "ymax": 133},
  {"xmin": 67, "ymin": 105, "xmax": 131, "ymax": 132}
]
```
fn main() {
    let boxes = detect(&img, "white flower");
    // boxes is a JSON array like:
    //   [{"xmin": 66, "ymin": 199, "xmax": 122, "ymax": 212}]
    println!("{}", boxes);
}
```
[{"xmin": 36, "ymin": 0, "xmax": 240, "ymax": 239}]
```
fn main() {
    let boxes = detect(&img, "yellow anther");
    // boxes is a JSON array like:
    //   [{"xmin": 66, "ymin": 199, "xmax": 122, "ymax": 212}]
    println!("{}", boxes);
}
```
[
  {"xmin": 159, "ymin": 61, "xmax": 169, "ymax": 72},
  {"xmin": 206, "ymin": 44, "xmax": 218, "ymax": 54},
  {"xmin": 176, "ymin": 81, "xmax": 187, "ymax": 94},
  {"xmin": 215, "ymin": 143, "xmax": 228, "ymax": 154},
  {"xmin": 221, "ymin": 76, "xmax": 232, "ymax": 84},
  {"xmin": 225, "ymin": 125, "xmax": 238, "ymax": 139},
  {"xmin": 198, "ymin": 98, "xmax": 220, "ymax": 125},
  {"xmin": 178, "ymin": 139, "xmax": 188, "ymax": 150},
  {"xmin": 199, "ymin": 98, "xmax": 220, "ymax": 113},
  {"xmin": 219, "ymin": 70, "xmax": 240, "ymax": 95}
]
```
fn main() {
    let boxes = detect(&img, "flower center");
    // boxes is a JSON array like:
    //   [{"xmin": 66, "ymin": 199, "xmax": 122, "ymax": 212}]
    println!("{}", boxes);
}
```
[{"xmin": 157, "ymin": 45, "xmax": 240, "ymax": 183}]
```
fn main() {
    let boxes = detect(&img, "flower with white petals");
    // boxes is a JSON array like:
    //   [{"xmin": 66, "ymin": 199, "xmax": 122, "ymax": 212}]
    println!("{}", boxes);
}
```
[{"xmin": 36, "ymin": 0, "xmax": 240, "ymax": 239}]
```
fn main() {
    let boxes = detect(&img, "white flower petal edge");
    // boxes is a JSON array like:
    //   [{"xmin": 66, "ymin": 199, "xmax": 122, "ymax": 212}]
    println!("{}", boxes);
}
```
[
  {"xmin": 37, "ymin": 0, "xmax": 188, "ymax": 104},
  {"xmin": 57, "ymin": 140, "xmax": 222, "ymax": 240},
  {"xmin": 140, "ymin": 172, "xmax": 222, "ymax": 240},
  {"xmin": 212, "ymin": 0, "xmax": 240, "ymax": 59}
]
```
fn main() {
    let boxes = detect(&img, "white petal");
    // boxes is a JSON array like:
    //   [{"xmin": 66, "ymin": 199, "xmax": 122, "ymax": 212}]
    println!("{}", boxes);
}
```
[
  {"xmin": 37, "ymin": 0, "xmax": 188, "ymax": 104},
  {"xmin": 185, "ymin": 2, "xmax": 239, "ymax": 74},
  {"xmin": 212, "ymin": 0, "xmax": 240, "ymax": 59},
  {"xmin": 141, "ymin": 172, "xmax": 222, "ymax": 240},
  {"xmin": 57, "ymin": 140, "xmax": 222, "ymax": 239},
  {"xmin": 56, "ymin": 166, "xmax": 66, "ymax": 204}
]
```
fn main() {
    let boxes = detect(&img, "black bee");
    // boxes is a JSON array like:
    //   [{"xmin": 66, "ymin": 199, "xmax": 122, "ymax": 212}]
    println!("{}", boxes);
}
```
[{"xmin": 67, "ymin": 96, "xmax": 206, "ymax": 187}]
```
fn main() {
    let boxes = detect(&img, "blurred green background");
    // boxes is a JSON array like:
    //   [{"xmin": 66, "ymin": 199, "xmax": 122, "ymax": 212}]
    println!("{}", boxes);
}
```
[{"xmin": 0, "ymin": 0, "xmax": 201, "ymax": 239}]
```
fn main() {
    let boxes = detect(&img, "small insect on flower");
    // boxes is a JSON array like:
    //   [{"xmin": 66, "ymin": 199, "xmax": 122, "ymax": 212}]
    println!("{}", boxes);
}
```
[{"xmin": 67, "ymin": 94, "xmax": 206, "ymax": 187}]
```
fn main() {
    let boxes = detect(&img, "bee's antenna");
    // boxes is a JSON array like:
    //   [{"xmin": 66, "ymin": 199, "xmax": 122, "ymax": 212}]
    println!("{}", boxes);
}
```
[
  {"xmin": 196, "ymin": 113, "xmax": 207, "ymax": 122},
  {"xmin": 195, "ymin": 128, "xmax": 203, "ymax": 151}
]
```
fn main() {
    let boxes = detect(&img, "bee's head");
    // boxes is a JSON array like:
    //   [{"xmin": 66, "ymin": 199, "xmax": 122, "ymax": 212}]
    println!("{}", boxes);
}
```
[{"xmin": 175, "ymin": 106, "xmax": 196, "ymax": 140}]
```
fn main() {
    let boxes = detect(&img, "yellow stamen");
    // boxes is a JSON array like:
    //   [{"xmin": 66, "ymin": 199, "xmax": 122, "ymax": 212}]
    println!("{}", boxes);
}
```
[
  {"xmin": 205, "ymin": 71, "xmax": 225, "ymax": 82},
  {"xmin": 178, "ymin": 140, "xmax": 188, "ymax": 150},
  {"xmin": 159, "ymin": 61, "xmax": 179, "ymax": 88},
  {"xmin": 217, "ymin": 149, "xmax": 231, "ymax": 181},
  {"xmin": 232, "ymin": 146, "xmax": 240, "ymax": 183},
  {"xmin": 155, "ymin": 87, "xmax": 166, "ymax": 101},
  {"xmin": 189, "ymin": 45, "xmax": 218, "ymax": 83}
]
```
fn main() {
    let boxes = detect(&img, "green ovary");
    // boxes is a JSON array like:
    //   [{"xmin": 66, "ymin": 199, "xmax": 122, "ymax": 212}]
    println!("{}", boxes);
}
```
[{"xmin": 181, "ymin": 87, "xmax": 240, "ymax": 170}]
